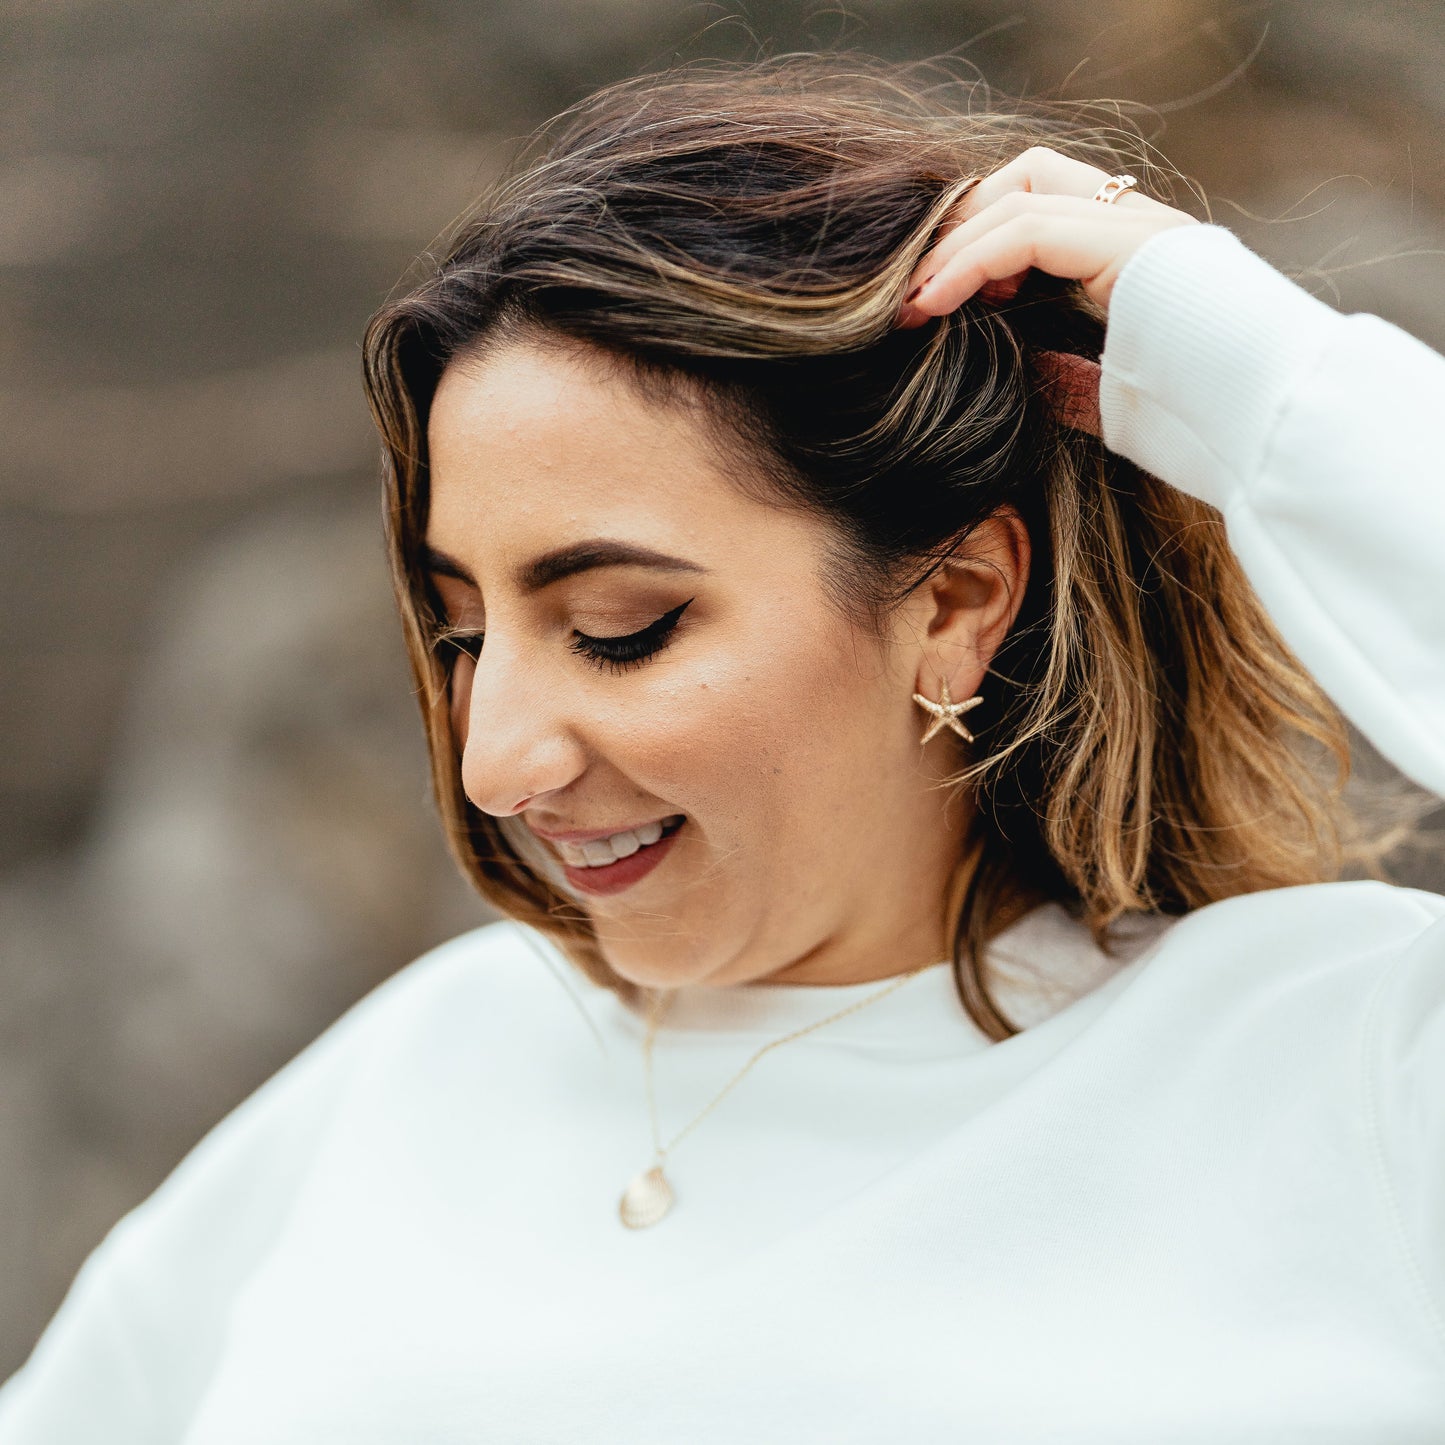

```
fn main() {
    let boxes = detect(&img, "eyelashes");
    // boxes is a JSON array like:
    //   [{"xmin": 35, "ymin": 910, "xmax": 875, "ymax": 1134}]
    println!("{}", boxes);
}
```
[
  {"xmin": 436, "ymin": 630, "xmax": 484, "ymax": 663},
  {"xmin": 570, "ymin": 597, "xmax": 693, "ymax": 674},
  {"xmin": 435, "ymin": 597, "xmax": 694, "ymax": 676}
]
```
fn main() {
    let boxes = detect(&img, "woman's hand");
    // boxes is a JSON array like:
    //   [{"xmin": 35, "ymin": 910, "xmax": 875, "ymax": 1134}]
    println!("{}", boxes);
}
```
[{"xmin": 896, "ymin": 146, "xmax": 1200, "ymax": 327}]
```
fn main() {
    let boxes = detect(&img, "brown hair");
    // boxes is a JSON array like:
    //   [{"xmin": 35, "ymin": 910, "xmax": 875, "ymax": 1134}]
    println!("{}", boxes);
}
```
[{"xmin": 362, "ymin": 54, "xmax": 1370, "ymax": 1039}]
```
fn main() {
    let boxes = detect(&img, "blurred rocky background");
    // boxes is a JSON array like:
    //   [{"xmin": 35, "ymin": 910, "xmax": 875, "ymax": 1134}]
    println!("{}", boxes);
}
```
[{"xmin": 3, "ymin": 0, "xmax": 1443, "ymax": 1375}]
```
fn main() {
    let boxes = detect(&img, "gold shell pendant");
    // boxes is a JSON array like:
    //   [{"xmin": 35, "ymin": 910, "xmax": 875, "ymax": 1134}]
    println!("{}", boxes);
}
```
[{"xmin": 619, "ymin": 1164, "xmax": 674, "ymax": 1229}]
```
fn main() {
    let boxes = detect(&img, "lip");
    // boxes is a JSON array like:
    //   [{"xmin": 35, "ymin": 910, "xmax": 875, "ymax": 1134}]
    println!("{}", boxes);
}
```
[
  {"xmin": 528, "ymin": 815, "xmax": 679, "ymax": 846},
  {"xmin": 558, "ymin": 820, "xmax": 685, "ymax": 897}
]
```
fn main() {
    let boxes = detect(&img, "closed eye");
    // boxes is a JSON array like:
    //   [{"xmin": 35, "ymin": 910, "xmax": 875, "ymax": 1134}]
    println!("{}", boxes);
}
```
[
  {"xmin": 432, "ymin": 598, "xmax": 694, "ymax": 675},
  {"xmin": 570, "ymin": 598, "xmax": 693, "ymax": 674}
]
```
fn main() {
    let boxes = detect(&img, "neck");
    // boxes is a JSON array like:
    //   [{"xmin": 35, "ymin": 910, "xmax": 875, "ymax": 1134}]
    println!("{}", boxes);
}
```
[{"xmin": 747, "ymin": 818, "xmax": 981, "ymax": 988}]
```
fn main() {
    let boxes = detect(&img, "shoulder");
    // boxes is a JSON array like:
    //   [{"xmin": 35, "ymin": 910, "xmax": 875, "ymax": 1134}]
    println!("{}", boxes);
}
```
[
  {"xmin": 0, "ymin": 918, "xmax": 590, "ymax": 1437},
  {"xmin": 348, "ymin": 916, "xmax": 576, "ymax": 1016},
  {"xmin": 47, "ymin": 922, "xmax": 589, "ymax": 1321},
  {"xmin": 242, "ymin": 918, "xmax": 596, "ymax": 1097},
  {"xmin": 997, "ymin": 881, "xmax": 1442, "ymax": 1033},
  {"xmin": 331, "ymin": 917, "xmax": 604, "ymax": 1055},
  {"xmin": 1162, "ymin": 876, "xmax": 1443, "ymax": 950},
  {"xmin": 1127, "ymin": 879, "xmax": 1445, "ymax": 1031},
  {"xmin": 103, "ymin": 919, "xmax": 588, "ymax": 1257}
]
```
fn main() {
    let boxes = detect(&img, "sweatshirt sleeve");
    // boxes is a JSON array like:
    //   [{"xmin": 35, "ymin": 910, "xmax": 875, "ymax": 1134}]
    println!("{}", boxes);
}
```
[
  {"xmin": 0, "ymin": 955, "xmax": 409, "ymax": 1443},
  {"xmin": 1362, "ymin": 898, "xmax": 1445, "ymax": 1356},
  {"xmin": 1098, "ymin": 221, "xmax": 1445, "ymax": 800}
]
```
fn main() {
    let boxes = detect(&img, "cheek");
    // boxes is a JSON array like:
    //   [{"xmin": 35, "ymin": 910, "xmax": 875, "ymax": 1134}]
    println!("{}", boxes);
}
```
[
  {"xmin": 594, "ymin": 610, "xmax": 877, "ymax": 841},
  {"xmin": 596, "ymin": 666, "xmax": 762, "ymax": 812}
]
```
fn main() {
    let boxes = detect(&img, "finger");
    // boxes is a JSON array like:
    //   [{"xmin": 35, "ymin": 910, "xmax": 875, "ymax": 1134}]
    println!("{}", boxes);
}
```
[
  {"xmin": 903, "ymin": 205, "xmax": 1133, "ymax": 318},
  {"xmin": 961, "ymin": 145, "xmax": 1157, "ymax": 221},
  {"xmin": 899, "ymin": 192, "xmax": 1119, "ymax": 323},
  {"xmin": 903, "ymin": 146, "xmax": 1160, "ymax": 295},
  {"xmin": 978, "ymin": 273, "xmax": 1024, "ymax": 303},
  {"xmin": 922, "ymin": 148, "xmax": 1117, "ymax": 269},
  {"xmin": 917, "ymin": 185, "xmax": 1156, "ymax": 291},
  {"xmin": 897, "ymin": 272, "xmax": 1021, "ymax": 326}
]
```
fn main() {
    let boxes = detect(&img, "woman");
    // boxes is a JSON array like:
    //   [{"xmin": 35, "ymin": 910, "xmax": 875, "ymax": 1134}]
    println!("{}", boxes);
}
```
[{"xmin": 3, "ymin": 55, "xmax": 1442, "ymax": 1441}]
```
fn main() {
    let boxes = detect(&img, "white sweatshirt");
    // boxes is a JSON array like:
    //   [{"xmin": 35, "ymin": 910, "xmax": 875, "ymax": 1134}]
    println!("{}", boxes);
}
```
[{"xmin": 2, "ymin": 222, "xmax": 1443, "ymax": 1443}]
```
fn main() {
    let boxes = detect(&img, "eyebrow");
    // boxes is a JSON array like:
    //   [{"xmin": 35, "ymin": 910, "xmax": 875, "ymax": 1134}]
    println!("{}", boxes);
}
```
[{"xmin": 421, "ymin": 539, "xmax": 708, "ymax": 592}]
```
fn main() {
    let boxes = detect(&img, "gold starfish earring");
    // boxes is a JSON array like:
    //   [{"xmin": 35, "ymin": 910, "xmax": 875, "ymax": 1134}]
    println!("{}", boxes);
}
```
[{"xmin": 912, "ymin": 676, "xmax": 984, "ymax": 744}]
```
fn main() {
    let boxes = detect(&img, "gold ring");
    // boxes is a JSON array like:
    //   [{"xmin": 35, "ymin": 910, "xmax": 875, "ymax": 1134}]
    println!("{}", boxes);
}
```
[{"xmin": 1092, "ymin": 174, "xmax": 1139, "ymax": 205}]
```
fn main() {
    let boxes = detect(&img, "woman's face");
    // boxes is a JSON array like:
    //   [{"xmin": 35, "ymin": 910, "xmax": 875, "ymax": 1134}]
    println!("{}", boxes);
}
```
[{"xmin": 424, "ymin": 340, "xmax": 1026, "ymax": 989}]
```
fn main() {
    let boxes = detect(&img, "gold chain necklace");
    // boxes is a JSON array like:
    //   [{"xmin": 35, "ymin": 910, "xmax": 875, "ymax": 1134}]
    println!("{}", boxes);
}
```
[{"xmin": 618, "ymin": 962, "xmax": 934, "ymax": 1228}]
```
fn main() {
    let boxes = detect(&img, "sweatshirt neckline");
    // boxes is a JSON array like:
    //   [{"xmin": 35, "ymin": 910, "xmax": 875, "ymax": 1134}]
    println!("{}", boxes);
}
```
[
  {"xmin": 631, "ymin": 958, "xmax": 964, "ymax": 1051},
  {"xmin": 601, "ymin": 904, "xmax": 1175, "ymax": 1054}
]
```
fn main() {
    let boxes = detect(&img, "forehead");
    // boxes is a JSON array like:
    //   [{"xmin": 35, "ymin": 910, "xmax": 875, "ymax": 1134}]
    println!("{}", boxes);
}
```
[{"xmin": 424, "ymin": 342, "xmax": 782, "ymax": 576}]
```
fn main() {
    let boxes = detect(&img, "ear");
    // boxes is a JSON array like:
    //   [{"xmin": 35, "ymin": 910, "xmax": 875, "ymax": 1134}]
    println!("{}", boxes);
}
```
[{"xmin": 908, "ymin": 505, "xmax": 1031, "ymax": 701}]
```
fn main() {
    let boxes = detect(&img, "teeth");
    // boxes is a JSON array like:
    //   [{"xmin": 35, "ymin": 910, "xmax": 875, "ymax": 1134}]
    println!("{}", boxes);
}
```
[{"xmin": 555, "ymin": 815, "xmax": 683, "ymax": 868}]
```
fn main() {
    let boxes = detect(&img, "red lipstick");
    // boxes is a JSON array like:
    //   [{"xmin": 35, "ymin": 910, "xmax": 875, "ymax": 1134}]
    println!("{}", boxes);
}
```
[{"xmin": 560, "ymin": 820, "xmax": 684, "ymax": 897}]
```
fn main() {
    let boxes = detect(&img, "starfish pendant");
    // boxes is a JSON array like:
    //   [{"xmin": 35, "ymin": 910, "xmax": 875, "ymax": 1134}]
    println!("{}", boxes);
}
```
[{"xmin": 911, "ymin": 677, "xmax": 984, "ymax": 744}]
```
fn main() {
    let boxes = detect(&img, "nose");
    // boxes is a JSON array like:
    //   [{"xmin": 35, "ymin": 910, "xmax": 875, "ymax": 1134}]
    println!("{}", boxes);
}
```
[{"xmin": 454, "ymin": 644, "xmax": 586, "ymax": 818}]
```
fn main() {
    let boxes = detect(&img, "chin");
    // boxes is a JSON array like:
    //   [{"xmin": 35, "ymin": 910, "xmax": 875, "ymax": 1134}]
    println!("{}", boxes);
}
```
[
  {"xmin": 597, "ymin": 941, "xmax": 700, "ymax": 991},
  {"xmin": 592, "ymin": 922, "xmax": 734, "ymax": 991}
]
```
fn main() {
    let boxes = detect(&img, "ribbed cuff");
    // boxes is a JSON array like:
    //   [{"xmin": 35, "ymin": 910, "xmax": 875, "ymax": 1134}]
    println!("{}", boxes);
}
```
[{"xmin": 1098, "ymin": 222, "xmax": 1346, "ymax": 510}]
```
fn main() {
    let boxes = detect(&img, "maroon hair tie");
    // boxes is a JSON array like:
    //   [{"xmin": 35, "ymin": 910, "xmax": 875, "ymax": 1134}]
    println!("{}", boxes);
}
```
[{"xmin": 1034, "ymin": 349, "xmax": 1104, "ymax": 439}]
